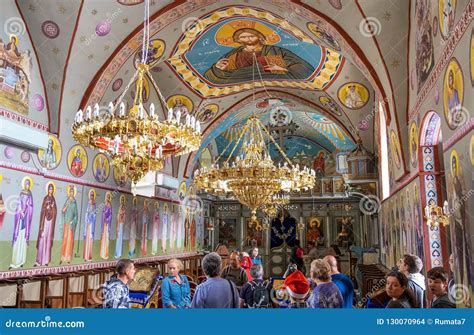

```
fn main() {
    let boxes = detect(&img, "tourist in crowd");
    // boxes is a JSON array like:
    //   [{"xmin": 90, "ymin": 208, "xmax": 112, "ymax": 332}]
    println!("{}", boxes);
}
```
[
  {"xmin": 290, "ymin": 239, "xmax": 305, "ymax": 274},
  {"xmin": 221, "ymin": 251, "xmax": 248, "ymax": 290},
  {"xmin": 398, "ymin": 254, "xmax": 426, "ymax": 307},
  {"xmin": 240, "ymin": 264, "xmax": 272, "ymax": 308},
  {"xmin": 161, "ymin": 258, "xmax": 191, "ymax": 308},
  {"xmin": 308, "ymin": 259, "xmax": 343, "ymax": 308},
  {"xmin": 323, "ymin": 255, "xmax": 354, "ymax": 308},
  {"xmin": 283, "ymin": 270, "xmax": 310, "ymax": 308},
  {"xmin": 250, "ymin": 247, "xmax": 263, "ymax": 266},
  {"xmin": 192, "ymin": 252, "xmax": 239, "ymax": 308},
  {"xmin": 427, "ymin": 267, "xmax": 456, "ymax": 308},
  {"xmin": 240, "ymin": 251, "xmax": 253, "ymax": 281},
  {"xmin": 385, "ymin": 271, "xmax": 415, "ymax": 308},
  {"xmin": 103, "ymin": 259, "xmax": 136, "ymax": 308}
]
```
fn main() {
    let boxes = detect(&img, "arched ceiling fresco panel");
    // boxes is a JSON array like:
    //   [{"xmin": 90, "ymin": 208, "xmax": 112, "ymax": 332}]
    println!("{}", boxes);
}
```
[{"xmin": 167, "ymin": 6, "xmax": 344, "ymax": 97}]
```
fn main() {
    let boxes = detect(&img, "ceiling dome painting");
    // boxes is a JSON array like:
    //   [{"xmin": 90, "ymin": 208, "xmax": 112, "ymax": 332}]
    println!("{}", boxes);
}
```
[{"xmin": 168, "ymin": 6, "xmax": 344, "ymax": 97}]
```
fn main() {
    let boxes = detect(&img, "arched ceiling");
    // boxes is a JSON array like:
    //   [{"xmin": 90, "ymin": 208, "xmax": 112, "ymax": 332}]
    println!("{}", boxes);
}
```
[{"xmin": 16, "ymin": 0, "xmax": 411, "ymax": 178}]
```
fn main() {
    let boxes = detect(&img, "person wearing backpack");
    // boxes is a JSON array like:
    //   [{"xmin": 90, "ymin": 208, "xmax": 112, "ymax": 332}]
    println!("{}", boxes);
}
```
[
  {"xmin": 240, "ymin": 265, "xmax": 272, "ymax": 308},
  {"xmin": 221, "ymin": 251, "xmax": 248, "ymax": 291}
]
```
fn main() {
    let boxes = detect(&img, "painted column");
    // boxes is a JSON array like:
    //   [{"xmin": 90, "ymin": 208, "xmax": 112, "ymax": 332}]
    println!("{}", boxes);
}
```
[{"xmin": 420, "ymin": 145, "xmax": 444, "ymax": 269}]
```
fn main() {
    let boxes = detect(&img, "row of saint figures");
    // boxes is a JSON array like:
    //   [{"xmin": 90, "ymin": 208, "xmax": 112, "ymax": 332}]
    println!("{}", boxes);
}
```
[{"xmin": 9, "ymin": 181, "xmax": 199, "ymax": 270}]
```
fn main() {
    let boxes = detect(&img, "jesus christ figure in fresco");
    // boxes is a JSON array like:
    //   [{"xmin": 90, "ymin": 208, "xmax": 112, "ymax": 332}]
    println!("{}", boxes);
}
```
[{"xmin": 204, "ymin": 28, "xmax": 314, "ymax": 84}]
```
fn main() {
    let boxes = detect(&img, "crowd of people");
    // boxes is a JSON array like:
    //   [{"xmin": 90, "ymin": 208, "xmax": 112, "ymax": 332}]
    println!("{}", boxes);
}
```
[
  {"xmin": 103, "ymin": 250, "xmax": 456, "ymax": 309},
  {"xmin": 385, "ymin": 254, "xmax": 455, "ymax": 308}
]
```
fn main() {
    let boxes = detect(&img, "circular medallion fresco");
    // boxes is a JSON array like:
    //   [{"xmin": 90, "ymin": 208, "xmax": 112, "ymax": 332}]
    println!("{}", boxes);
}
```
[
  {"xmin": 337, "ymin": 82, "xmax": 369, "ymax": 110},
  {"xmin": 38, "ymin": 135, "xmax": 62, "ymax": 170},
  {"xmin": 42, "ymin": 21, "xmax": 60, "ymax": 38}
]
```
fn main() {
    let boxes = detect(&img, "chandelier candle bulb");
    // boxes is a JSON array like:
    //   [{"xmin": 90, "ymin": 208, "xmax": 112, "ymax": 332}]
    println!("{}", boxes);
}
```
[
  {"xmin": 119, "ymin": 102, "xmax": 125, "ymax": 117},
  {"xmin": 75, "ymin": 109, "xmax": 83, "ymax": 123},
  {"xmin": 93, "ymin": 104, "xmax": 100, "ymax": 118},
  {"xmin": 108, "ymin": 102, "xmax": 114, "ymax": 115},
  {"xmin": 196, "ymin": 121, "xmax": 201, "ymax": 133},
  {"xmin": 167, "ymin": 108, "xmax": 173, "ymax": 121},
  {"xmin": 138, "ymin": 103, "xmax": 144, "ymax": 119},
  {"xmin": 150, "ymin": 103, "xmax": 155, "ymax": 118},
  {"xmin": 191, "ymin": 116, "xmax": 196, "ymax": 129},
  {"xmin": 86, "ymin": 106, "xmax": 92, "ymax": 120},
  {"xmin": 186, "ymin": 114, "xmax": 191, "ymax": 126},
  {"xmin": 147, "ymin": 143, "xmax": 152, "ymax": 156}
]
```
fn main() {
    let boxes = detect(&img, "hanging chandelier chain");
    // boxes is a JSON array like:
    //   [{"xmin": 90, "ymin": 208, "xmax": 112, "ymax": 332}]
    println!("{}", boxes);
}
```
[
  {"xmin": 252, "ymin": 53, "xmax": 273, "ymax": 100},
  {"xmin": 141, "ymin": 0, "xmax": 150, "ymax": 64},
  {"xmin": 220, "ymin": 119, "xmax": 252, "ymax": 164}
]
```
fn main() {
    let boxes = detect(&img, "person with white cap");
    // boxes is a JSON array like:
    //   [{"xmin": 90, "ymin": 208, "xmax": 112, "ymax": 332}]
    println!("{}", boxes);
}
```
[{"xmin": 282, "ymin": 270, "xmax": 310, "ymax": 308}]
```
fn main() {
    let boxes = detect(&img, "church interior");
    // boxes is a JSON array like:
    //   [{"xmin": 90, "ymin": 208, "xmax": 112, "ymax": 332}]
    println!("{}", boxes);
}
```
[{"xmin": 0, "ymin": 0, "xmax": 472, "ymax": 309}]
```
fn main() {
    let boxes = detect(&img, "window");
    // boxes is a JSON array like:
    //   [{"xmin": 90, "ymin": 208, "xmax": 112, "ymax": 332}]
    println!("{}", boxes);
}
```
[{"xmin": 379, "ymin": 101, "xmax": 390, "ymax": 199}]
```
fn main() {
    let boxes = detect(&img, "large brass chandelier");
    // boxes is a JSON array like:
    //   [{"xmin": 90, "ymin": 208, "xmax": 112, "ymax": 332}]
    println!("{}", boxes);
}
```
[
  {"xmin": 72, "ymin": 0, "xmax": 201, "ymax": 183},
  {"xmin": 194, "ymin": 115, "xmax": 315, "ymax": 228}
]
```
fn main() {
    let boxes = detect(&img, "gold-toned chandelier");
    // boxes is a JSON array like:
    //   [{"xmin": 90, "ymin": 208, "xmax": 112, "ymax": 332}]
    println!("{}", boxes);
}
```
[
  {"xmin": 71, "ymin": 0, "xmax": 201, "ymax": 183},
  {"xmin": 260, "ymin": 193, "xmax": 290, "ymax": 218},
  {"xmin": 194, "ymin": 115, "xmax": 315, "ymax": 229}
]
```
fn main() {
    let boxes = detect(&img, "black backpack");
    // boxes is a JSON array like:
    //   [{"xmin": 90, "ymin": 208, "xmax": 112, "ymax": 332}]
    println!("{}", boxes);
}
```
[{"xmin": 249, "ymin": 280, "xmax": 270, "ymax": 308}]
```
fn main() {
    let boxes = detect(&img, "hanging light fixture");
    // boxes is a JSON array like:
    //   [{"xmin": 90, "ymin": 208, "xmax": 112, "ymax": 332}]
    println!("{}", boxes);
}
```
[
  {"xmin": 194, "ymin": 52, "xmax": 315, "ymax": 229},
  {"xmin": 194, "ymin": 115, "xmax": 314, "ymax": 230},
  {"xmin": 72, "ymin": 0, "xmax": 201, "ymax": 183}
]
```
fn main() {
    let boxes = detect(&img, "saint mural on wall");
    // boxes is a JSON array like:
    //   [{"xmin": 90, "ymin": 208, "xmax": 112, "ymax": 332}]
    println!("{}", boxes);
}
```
[
  {"xmin": 67, "ymin": 145, "xmax": 87, "ymax": 177},
  {"xmin": 438, "ymin": 0, "xmax": 456, "ymax": 39},
  {"xmin": 60, "ymin": 185, "xmax": 78, "ymax": 264},
  {"xmin": 196, "ymin": 104, "xmax": 219, "ymax": 124},
  {"xmin": 409, "ymin": 122, "xmax": 419, "ymax": 168},
  {"xmin": 0, "ymin": 35, "xmax": 32, "ymax": 115},
  {"xmin": 161, "ymin": 203, "xmax": 168, "ymax": 254},
  {"xmin": 100, "ymin": 192, "xmax": 112, "ymax": 260},
  {"xmin": 151, "ymin": 202, "xmax": 160, "ymax": 255},
  {"xmin": 35, "ymin": 182, "xmax": 57, "ymax": 267},
  {"xmin": 83, "ymin": 189, "xmax": 96, "ymax": 262},
  {"xmin": 203, "ymin": 22, "xmax": 315, "ymax": 84},
  {"xmin": 306, "ymin": 217, "xmax": 323, "ymax": 245},
  {"xmin": 443, "ymin": 58, "xmax": 464, "ymax": 130},
  {"xmin": 10, "ymin": 176, "xmax": 34, "ymax": 269},
  {"xmin": 38, "ymin": 136, "xmax": 61, "ymax": 170},
  {"xmin": 313, "ymin": 151, "xmax": 326, "ymax": 177},
  {"xmin": 338, "ymin": 83, "xmax": 369, "ymax": 109},
  {"xmin": 113, "ymin": 166, "xmax": 128, "ymax": 187},
  {"xmin": 93, "ymin": 153, "xmax": 110, "ymax": 183},
  {"xmin": 415, "ymin": 0, "xmax": 435, "ymax": 92},
  {"xmin": 133, "ymin": 38, "xmax": 165, "ymax": 68},
  {"xmin": 219, "ymin": 218, "xmax": 237, "ymax": 248},
  {"xmin": 307, "ymin": 22, "xmax": 341, "ymax": 51},
  {"xmin": 141, "ymin": 200, "xmax": 149, "ymax": 256},
  {"xmin": 115, "ymin": 195, "xmax": 126, "ymax": 259},
  {"xmin": 170, "ymin": 205, "xmax": 177, "ymax": 252},
  {"xmin": 167, "ymin": 95, "xmax": 193, "ymax": 119},
  {"xmin": 390, "ymin": 130, "xmax": 402, "ymax": 170},
  {"xmin": 447, "ymin": 149, "xmax": 473, "ymax": 306},
  {"xmin": 128, "ymin": 197, "xmax": 138, "ymax": 257}
]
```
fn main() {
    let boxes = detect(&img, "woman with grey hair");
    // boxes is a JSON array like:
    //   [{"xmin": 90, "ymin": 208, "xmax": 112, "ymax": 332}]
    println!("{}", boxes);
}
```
[
  {"xmin": 191, "ymin": 252, "xmax": 239, "ymax": 308},
  {"xmin": 239, "ymin": 265, "xmax": 272, "ymax": 308}
]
